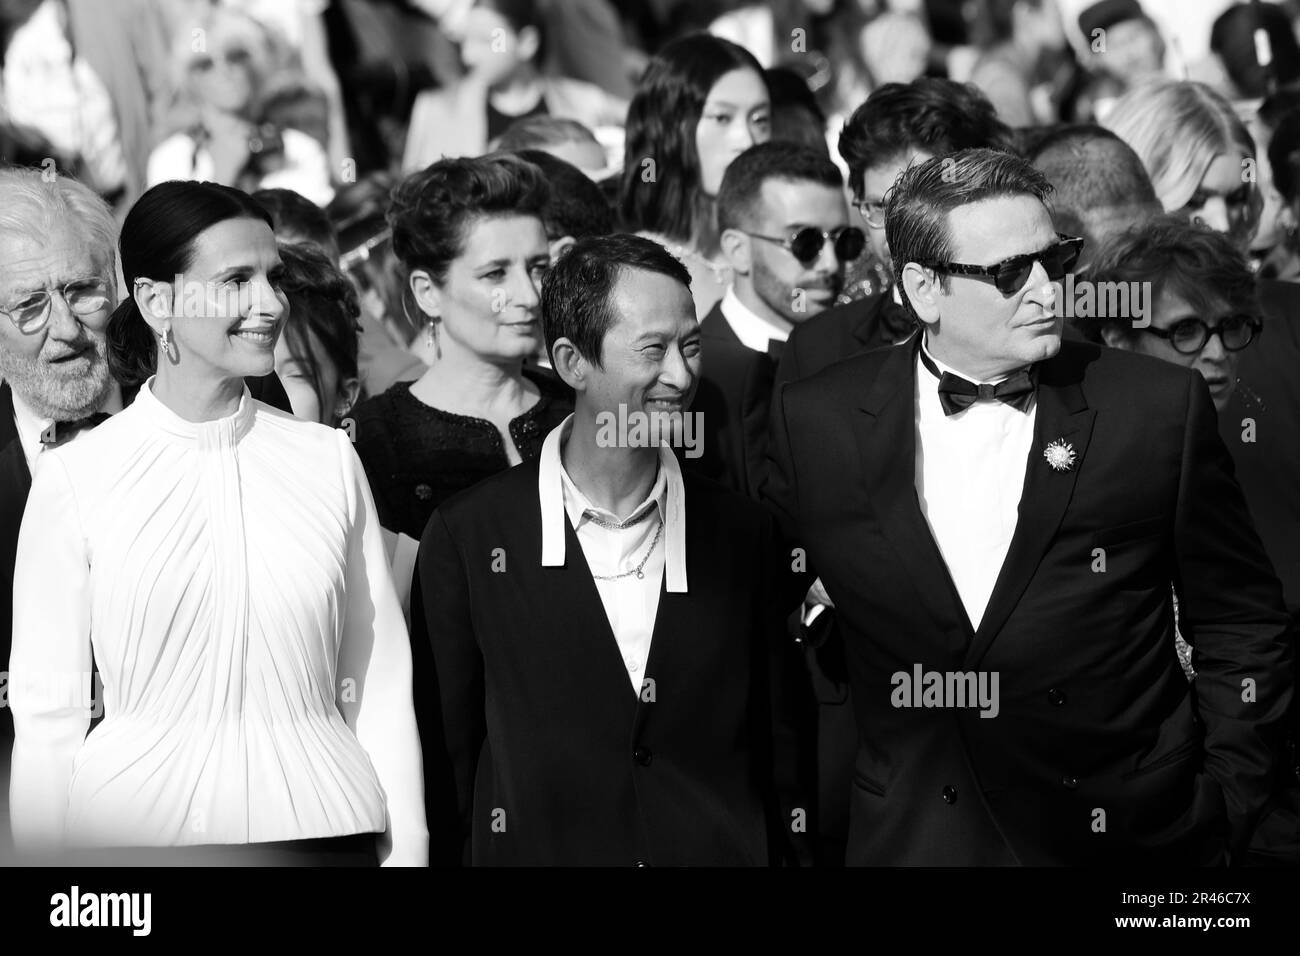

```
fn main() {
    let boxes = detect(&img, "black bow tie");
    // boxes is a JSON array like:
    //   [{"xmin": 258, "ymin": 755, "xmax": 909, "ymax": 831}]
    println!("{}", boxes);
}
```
[
  {"xmin": 41, "ymin": 411, "xmax": 110, "ymax": 448},
  {"xmin": 919, "ymin": 348, "xmax": 1035, "ymax": 416}
]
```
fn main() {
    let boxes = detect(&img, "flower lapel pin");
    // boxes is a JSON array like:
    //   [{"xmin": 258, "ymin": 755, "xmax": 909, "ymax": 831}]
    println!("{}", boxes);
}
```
[{"xmin": 1043, "ymin": 438, "xmax": 1077, "ymax": 472}]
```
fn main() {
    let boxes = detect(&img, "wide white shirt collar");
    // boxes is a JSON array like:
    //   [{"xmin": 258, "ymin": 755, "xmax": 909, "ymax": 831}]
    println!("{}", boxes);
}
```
[
  {"xmin": 539, "ymin": 414, "xmax": 687, "ymax": 592},
  {"xmin": 719, "ymin": 286, "xmax": 792, "ymax": 353}
]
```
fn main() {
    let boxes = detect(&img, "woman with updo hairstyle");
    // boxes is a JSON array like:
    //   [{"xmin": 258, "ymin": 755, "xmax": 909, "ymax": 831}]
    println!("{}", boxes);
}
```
[
  {"xmin": 351, "ymin": 152, "xmax": 572, "ymax": 612},
  {"xmin": 273, "ymin": 241, "xmax": 362, "ymax": 426},
  {"xmin": 9, "ymin": 180, "xmax": 425, "ymax": 865},
  {"xmin": 619, "ymin": 33, "xmax": 771, "ymax": 316},
  {"xmin": 1103, "ymin": 80, "xmax": 1262, "ymax": 254}
]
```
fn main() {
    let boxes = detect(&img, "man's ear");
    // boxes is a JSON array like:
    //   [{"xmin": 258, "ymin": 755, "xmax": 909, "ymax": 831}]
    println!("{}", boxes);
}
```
[
  {"xmin": 409, "ymin": 269, "xmax": 442, "ymax": 320},
  {"xmin": 1099, "ymin": 324, "xmax": 1131, "ymax": 350},
  {"xmin": 549, "ymin": 235, "xmax": 576, "ymax": 261},
  {"xmin": 133, "ymin": 277, "xmax": 173, "ymax": 336},
  {"xmin": 516, "ymin": 25, "xmax": 541, "ymax": 62},
  {"xmin": 550, "ymin": 337, "xmax": 589, "ymax": 392},
  {"xmin": 900, "ymin": 262, "xmax": 941, "ymax": 329},
  {"xmin": 718, "ymin": 227, "xmax": 752, "ymax": 275}
]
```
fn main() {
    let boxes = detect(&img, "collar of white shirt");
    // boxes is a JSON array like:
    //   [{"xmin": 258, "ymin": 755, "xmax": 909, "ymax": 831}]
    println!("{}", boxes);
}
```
[
  {"xmin": 10, "ymin": 382, "xmax": 123, "ymax": 473},
  {"xmin": 719, "ymin": 286, "xmax": 792, "ymax": 353},
  {"xmin": 539, "ymin": 414, "xmax": 688, "ymax": 592}
]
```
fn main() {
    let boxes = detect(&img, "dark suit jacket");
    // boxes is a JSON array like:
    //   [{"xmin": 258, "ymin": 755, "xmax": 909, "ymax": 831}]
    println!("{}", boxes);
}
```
[
  {"xmin": 413, "ymin": 456, "xmax": 803, "ymax": 866},
  {"xmin": 773, "ymin": 292, "xmax": 912, "ymax": 393},
  {"xmin": 764, "ymin": 337, "xmax": 1294, "ymax": 865},
  {"xmin": 684, "ymin": 304, "xmax": 777, "ymax": 498},
  {"xmin": 0, "ymin": 373, "xmax": 291, "ymax": 772}
]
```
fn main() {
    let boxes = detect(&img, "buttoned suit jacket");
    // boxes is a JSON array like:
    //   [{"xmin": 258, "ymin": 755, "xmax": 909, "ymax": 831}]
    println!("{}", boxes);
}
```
[{"xmin": 764, "ymin": 336, "xmax": 1294, "ymax": 865}]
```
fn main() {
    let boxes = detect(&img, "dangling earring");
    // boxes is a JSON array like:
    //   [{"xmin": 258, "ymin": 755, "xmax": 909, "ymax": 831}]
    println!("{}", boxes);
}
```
[
  {"xmin": 159, "ymin": 325, "xmax": 173, "ymax": 359},
  {"xmin": 426, "ymin": 319, "xmax": 442, "ymax": 361}
]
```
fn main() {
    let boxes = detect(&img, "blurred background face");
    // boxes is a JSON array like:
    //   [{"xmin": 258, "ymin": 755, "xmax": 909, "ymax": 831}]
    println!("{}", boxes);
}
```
[
  {"xmin": 861, "ymin": 150, "xmax": 932, "ymax": 273},
  {"xmin": 188, "ymin": 22, "xmax": 262, "ymax": 114},
  {"xmin": 925, "ymin": 195, "xmax": 1062, "ymax": 376},
  {"xmin": 580, "ymin": 267, "xmax": 700, "ymax": 420},
  {"xmin": 1106, "ymin": 287, "xmax": 1242, "ymax": 411},
  {"xmin": 745, "ymin": 178, "xmax": 851, "ymax": 321},
  {"xmin": 460, "ymin": 4, "xmax": 532, "ymax": 84},
  {"xmin": 696, "ymin": 69, "xmax": 771, "ymax": 196},
  {"xmin": 426, "ymin": 214, "xmax": 550, "ymax": 364},
  {"xmin": 0, "ymin": 221, "xmax": 113, "ymax": 419},
  {"xmin": 163, "ymin": 218, "xmax": 287, "ymax": 382},
  {"xmin": 1180, "ymin": 152, "xmax": 1257, "ymax": 252},
  {"xmin": 1100, "ymin": 18, "xmax": 1164, "ymax": 80}
]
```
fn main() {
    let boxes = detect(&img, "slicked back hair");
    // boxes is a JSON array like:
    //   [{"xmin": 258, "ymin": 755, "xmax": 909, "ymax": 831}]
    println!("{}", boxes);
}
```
[
  {"xmin": 541, "ymin": 234, "xmax": 691, "ymax": 369},
  {"xmin": 837, "ymin": 78, "xmax": 1012, "ymax": 199},
  {"xmin": 885, "ymin": 148, "xmax": 1054, "ymax": 321},
  {"xmin": 717, "ymin": 141, "xmax": 843, "ymax": 233}
]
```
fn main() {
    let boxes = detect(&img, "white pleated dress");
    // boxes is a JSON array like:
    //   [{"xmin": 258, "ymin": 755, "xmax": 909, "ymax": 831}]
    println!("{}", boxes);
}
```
[{"xmin": 8, "ymin": 380, "xmax": 426, "ymax": 862}]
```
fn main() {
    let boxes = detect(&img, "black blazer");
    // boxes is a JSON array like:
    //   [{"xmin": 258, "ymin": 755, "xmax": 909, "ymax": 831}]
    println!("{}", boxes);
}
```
[
  {"xmin": 772, "ymin": 292, "xmax": 913, "ymax": 392},
  {"xmin": 412, "ymin": 456, "xmax": 804, "ymax": 866},
  {"xmin": 765, "ymin": 338, "xmax": 1294, "ymax": 865},
  {"xmin": 684, "ymin": 304, "xmax": 777, "ymax": 498}
]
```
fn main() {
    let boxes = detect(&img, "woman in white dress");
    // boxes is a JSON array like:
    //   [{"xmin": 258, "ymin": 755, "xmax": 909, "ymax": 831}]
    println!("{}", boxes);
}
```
[{"xmin": 8, "ymin": 180, "xmax": 426, "ymax": 865}]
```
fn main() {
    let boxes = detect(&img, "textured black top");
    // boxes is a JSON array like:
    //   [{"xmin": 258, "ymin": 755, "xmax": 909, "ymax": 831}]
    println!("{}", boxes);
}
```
[{"xmin": 352, "ymin": 367, "xmax": 574, "ymax": 540}]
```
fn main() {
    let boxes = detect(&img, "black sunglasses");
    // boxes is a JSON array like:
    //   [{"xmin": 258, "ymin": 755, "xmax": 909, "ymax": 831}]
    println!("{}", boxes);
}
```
[
  {"xmin": 1138, "ymin": 315, "xmax": 1262, "ymax": 355},
  {"xmin": 923, "ymin": 234, "xmax": 1084, "ymax": 295},
  {"xmin": 744, "ymin": 226, "xmax": 866, "ymax": 265}
]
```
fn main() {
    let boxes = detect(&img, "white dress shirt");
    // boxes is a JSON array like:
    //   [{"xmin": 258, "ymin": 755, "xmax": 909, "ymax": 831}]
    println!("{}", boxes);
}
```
[
  {"xmin": 10, "ymin": 380, "xmax": 425, "ymax": 862},
  {"xmin": 719, "ymin": 287, "xmax": 792, "ymax": 353},
  {"xmin": 914, "ymin": 338, "xmax": 1036, "ymax": 630},
  {"xmin": 538, "ymin": 416, "xmax": 687, "ymax": 692},
  {"xmin": 10, "ymin": 384, "xmax": 123, "ymax": 474}
]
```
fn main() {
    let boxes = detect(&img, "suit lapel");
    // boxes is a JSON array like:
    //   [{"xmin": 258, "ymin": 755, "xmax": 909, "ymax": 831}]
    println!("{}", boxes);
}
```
[
  {"xmin": 856, "ymin": 338, "xmax": 973, "ymax": 655},
  {"xmin": 699, "ymin": 303, "xmax": 742, "ymax": 345},
  {"xmin": 964, "ymin": 359, "xmax": 1096, "ymax": 668}
]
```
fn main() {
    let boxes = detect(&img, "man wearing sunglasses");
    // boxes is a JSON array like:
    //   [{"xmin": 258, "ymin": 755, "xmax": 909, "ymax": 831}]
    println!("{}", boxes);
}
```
[
  {"xmin": 688, "ymin": 141, "xmax": 858, "ymax": 499},
  {"xmin": 765, "ymin": 148, "xmax": 1293, "ymax": 866}
]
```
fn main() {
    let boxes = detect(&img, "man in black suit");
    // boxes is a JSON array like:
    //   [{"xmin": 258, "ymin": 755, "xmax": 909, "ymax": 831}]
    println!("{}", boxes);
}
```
[
  {"xmin": 774, "ymin": 78, "xmax": 1012, "ymax": 392},
  {"xmin": 0, "ymin": 168, "xmax": 291, "ymax": 855},
  {"xmin": 689, "ymin": 141, "xmax": 858, "ymax": 497},
  {"xmin": 414, "ymin": 234, "xmax": 803, "ymax": 866},
  {"xmin": 765, "ymin": 149, "xmax": 1294, "ymax": 865}
]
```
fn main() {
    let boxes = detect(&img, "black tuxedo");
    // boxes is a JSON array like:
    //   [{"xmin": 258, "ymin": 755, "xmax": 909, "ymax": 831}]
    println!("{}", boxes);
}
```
[
  {"xmin": 685, "ymin": 303, "xmax": 777, "ymax": 497},
  {"xmin": 413, "ymin": 456, "xmax": 803, "ymax": 866},
  {"xmin": 0, "ymin": 372, "xmax": 292, "ymax": 847},
  {"xmin": 773, "ymin": 292, "xmax": 914, "ymax": 392},
  {"xmin": 765, "ymin": 337, "xmax": 1294, "ymax": 865}
]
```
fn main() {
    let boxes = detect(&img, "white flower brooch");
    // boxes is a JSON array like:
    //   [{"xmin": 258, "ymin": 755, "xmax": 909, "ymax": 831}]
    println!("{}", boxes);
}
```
[{"xmin": 1043, "ymin": 438, "xmax": 1077, "ymax": 472}]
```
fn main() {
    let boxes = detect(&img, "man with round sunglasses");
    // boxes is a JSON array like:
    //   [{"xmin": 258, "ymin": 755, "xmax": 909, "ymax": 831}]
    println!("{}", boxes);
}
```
[
  {"xmin": 765, "ymin": 148, "xmax": 1293, "ymax": 866},
  {"xmin": 688, "ymin": 141, "xmax": 859, "ymax": 499}
]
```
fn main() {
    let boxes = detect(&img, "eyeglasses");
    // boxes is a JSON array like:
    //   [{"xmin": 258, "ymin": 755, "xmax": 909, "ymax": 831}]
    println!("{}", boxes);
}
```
[
  {"xmin": 190, "ymin": 47, "xmax": 253, "ymax": 73},
  {"xmin": 1137, "ymin": 315, "xmax": 1262, "ymax": 355},
  {"xmin": 922, "ymin": 234, "xmax": 1084, "ymax": 296},
  {"xmin": 855, "ymin": 199, "xmax": 885, "ymax": 229},
  {"xmin": 1, "ymin": 278, "xmax": 112, "ymax": 334},
  {"xmin": 744, "ymin": 226, "xmax": 866, "ymax": 265}
]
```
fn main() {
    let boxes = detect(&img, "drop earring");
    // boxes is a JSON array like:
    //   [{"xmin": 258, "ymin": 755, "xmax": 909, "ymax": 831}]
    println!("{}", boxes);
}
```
[
  {"xmin": 159, "ymin": 325, "xmax": 172, "ymax": 355},
  {"xmin": 426, "ymin": 319, "xmax": 442, "ymax": 361}
]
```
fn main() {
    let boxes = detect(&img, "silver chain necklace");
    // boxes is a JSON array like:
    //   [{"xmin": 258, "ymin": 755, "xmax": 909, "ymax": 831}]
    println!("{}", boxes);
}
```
[{"xmin": 590, "ymin": 518, "xmax": 664, "ymax": 581}]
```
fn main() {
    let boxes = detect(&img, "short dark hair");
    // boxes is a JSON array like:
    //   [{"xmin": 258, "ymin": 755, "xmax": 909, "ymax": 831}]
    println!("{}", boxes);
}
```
[
  {"xmin": 498, "ymin": 116, "xmax": 601, "ymax": 153},
  {"xmin": 885, "ymin": 148, "xmax": 1054, "ymax": 322},
  {"xmin": 476, "ymin": 0, "xmax": 546, "ymax": 63},
  {"xmin": 717, "ymin": 141, "xmax": 843, "ymax": 232},
  {"xmin": 765, "ymin": 66, "xmax": 828, "ymax": 157},
  {"xmin": 388, "ymin": 153, "xmax": 550, "ymax": 285},
  {"xmin": 276, "ymin": 241, "xmax": 360, "ymax": 423},
  {"xmin": 838, "ymin": 78, "xmax": 1012, "ymax": 198},
  {"xmin": 513, "ymin": 149, "xmax": 613, "ymax": 239},
  {"xmin": 253, "ymin": 188, "xmax": 339, "ymax": 259},
  {"xmin": 541, "ymin": 234, "xmax": 691, "ymax": 369},
  {"xmin": 1080, "ymin": 213, "xmax": 1260, "ymax": 342}
]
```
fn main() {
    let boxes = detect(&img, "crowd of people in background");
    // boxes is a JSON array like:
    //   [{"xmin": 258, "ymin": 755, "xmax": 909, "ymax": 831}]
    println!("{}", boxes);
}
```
[{"xmin": 1, "ymin": 0, "xmax": 1300, "ymax": 867}]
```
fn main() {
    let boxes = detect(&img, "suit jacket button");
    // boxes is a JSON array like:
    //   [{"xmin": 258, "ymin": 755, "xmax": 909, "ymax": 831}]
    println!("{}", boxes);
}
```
[
  {"xmin": 415, "ymin": 483, "xmax": 433, "ymax": 500},
  {"xmin": 1062, "ymin": 775, "xmax": 1078, "ymax": 789},
  {"xmin": 633, "ymin": 747, "xmax": 653, "ymax": 766},
  {"xmin": 1048, "ymin": 687, "xmax": 1066, "ymax": 705},
  {"xmin": 941, "ymin": 785, "xmax": 957, "ymax": 804}
]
